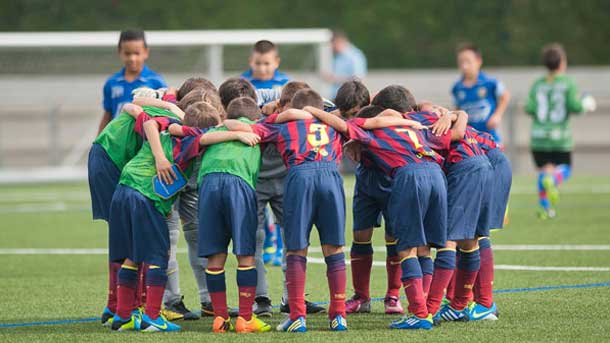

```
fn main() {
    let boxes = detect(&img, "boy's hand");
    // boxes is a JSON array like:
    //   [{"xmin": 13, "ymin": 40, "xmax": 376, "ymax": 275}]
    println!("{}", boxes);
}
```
[
  {"xmin": 430, "ymin": 111, "xmax": 452, "ymax": 136},
  {"xmin": 262, "ymin": 100, "xmax": 279, "ymax": 115},
  {"xmin": 486, "ymin": 113, "xmax": 502, "ymax": 130},
  {"xmin": 236, "ymin": 132, "xmax": 261, "ymax": 146},
  {"xmin": 156, "ymin": 157, "xmax": 177, "ymax": 185}
]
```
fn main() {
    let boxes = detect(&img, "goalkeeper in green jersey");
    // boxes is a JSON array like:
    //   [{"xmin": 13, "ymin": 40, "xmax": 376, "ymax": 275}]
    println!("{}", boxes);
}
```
[{"xmin": 525, "ymin": 43, "xmax": 596, "ymax": 219}]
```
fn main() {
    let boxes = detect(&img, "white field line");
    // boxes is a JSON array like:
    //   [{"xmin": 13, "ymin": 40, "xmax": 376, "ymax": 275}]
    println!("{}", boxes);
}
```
[{"xmin": 1, "ymin": 248, "xmax": 609, "ymax": 272}]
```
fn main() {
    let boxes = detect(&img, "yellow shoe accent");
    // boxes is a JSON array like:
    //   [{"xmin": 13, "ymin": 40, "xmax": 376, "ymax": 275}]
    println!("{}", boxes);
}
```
[
  {"xmin": 235, "ymin": 314, "xmax": 272, "ymax": 333},
  {"xmin": 212, "ymin": 316, "xmax": 233, "ymax": 333},
  {"xmin": 161, "ymin": 308, "xmax": 184, "ymax": 321}
]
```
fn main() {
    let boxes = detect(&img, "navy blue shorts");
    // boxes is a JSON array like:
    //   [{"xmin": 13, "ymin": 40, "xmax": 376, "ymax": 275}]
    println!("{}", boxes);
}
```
[
  {"xmin": 446, "ymin": 156, "xmax": 493, "ymax": 241},
  {"xmin": 197, "ymin": 173, "xmax": 258, "ymax": 257},
  {"xmin": 478, "ymin": 149, "xmax": 512, "ymax": 236},
  {"xmin": 387, "ymin": 163, "xmax": 447, "ymax": 251},
  {"xmin": 283, "ymin": 162, "xmax": 346, "ymax": 251},
  {"xmin": 88, "ymin": 143, "xmax": 120, "ymax": 221},
  {"xmin": 352, "ymin": 165, "xmax": 393, "ymax": 234},
  {"xmin": 108, "ymin": 185, "xmax": 170, "ymax": 268}
]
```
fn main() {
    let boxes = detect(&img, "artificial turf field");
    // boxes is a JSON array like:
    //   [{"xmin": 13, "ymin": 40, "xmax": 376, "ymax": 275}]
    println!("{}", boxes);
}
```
[{"xmin": 1, "ymin": 175, "xmax": 609, "ymax": 342}]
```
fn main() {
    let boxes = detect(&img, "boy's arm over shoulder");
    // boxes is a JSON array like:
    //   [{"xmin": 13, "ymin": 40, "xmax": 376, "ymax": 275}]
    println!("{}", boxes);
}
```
[{"xmin": 302, "ymin": 106, "xmax": 348, "ymax": 133}]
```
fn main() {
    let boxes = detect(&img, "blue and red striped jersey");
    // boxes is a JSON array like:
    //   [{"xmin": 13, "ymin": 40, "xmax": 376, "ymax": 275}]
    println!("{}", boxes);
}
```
[
  {"xmin": 171, "ymin": 126, "xmax": 210, "ymax": 171},
  {"xmin": 253, "ymin": 118, "xmax": 344, "ymax": 168},
  {"xmin": 473, "ymin": 129, "xmax": 503, "ymax": 153},
  {"xmin": 404, "ymin": 111, "xmax": 452, "ymax": 157},
  {"xmin": 133, "ymin": 112, "xmax": 180, "ymax": 139},
  {"xmin": 345, "ymin": 118, "xmax": 444, "ymax": 177},
  {"xmin": 445, "ymin": 126, "xmax": 487, "ymax": 166}
]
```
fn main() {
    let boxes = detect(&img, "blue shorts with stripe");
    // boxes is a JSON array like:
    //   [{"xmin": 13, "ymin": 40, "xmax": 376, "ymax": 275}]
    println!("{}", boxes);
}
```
[
  {"xmin": 283, "ymin": 162, "xmax": 345, "ymax": 251},
  {"xmin": 88, "ymin": 143, "xmax": 120, "ymax": 222},
  {"xmin": 477, "ymin": 149, "xmax": 512, "ymax": 236},
  {"xmin": 108, "ymin": 185, "xmax": 170, "ymax": 268},
  {"xmin": 197, "ymin": 173, "xmax": 258, "ymax": 257},
  {"xmin": 387, "ymin": 162, "xmax": 447, "ymax": 251},
  {"xmin": 352, "ymin": 165, "xmax": 393, "ymax": 234},
  {"xmin": 446, "ymin": 155, "xmax": 493, "ymax": 241}
]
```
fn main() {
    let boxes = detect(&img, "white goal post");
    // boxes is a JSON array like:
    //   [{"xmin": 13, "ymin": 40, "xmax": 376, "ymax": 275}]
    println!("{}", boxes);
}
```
[
  {"xmin": 0, "ymin": 29, "xmax": 333, "ymax": 184},
  {"xmin": 0, "ymin": 29, "xmax": 333, "ymax": 84}
]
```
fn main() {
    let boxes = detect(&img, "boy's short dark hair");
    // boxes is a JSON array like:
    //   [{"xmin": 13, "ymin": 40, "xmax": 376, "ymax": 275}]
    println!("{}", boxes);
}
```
[
  {"xmin": 184, "ymin": 101, "xmax": 221, "ymax": 129},
  {"xmin": 227, "ymin": 97, "xmax": 261, "ymax": 121},
  {"xmin": 371, "ymin": 85, "xmax": 416, "ymax": 113},
  {"xmin": 356, "ymin": 105, "xmax": 384, "ymax": 118},
  {"xmin": 219, "ymin": 77, "xmax": 257, "ymax": 109},
  {"xmin": 279, "ymin": 81, "xmax": 311, "ymax": 108},
  {"xmin": 178, "ymin": 77, "xmax": 217, "ymax": 101},
  {"xmin": 118, "ymin": 29, "xmax": 147, "ymax": 50},
  {"xmin": 253, "ymin": 40, "xmax": 278, "ymax": 55},
  {"xmin": 331, "ymin": 29, "xmax": 348, "ymax": 41},
  {"xmin": 291, "ymin": 89, "xmax": 324, "ymax": 110},
  {"xmin": 456, "ymin": 42, "xmax": 481, "ymax": 58},
  {"xmin": 335, "ymin": 80, "xmax": 370, "ymax": 115},
  {"xmin": 542, "ymin": 43, "xmax": 566, "ymax": 71}
]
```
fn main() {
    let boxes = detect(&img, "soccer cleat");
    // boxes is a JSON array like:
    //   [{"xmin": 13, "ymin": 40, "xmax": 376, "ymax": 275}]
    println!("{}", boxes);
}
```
[
  {"xmin": 212, "ymin": 316, "xmax": 233, "ymax": 333},
  {"xmin": 384, "ymin": 296, "xmax": 404, "ymax": 315},
  {"xmin": 253, "ymin": 296, "xmax": 273, "ymax": 317},
  {"xmin": 280, "ymin": 298, "xmax": 327, "ymax": 314},
  {"xmin": 235, "ymin": 314, "xmax": 272, "ymax": 333},
  {"xmin": 163, "ymin": 296, "xmax": 199, "ymax": 321},
  {"xmin": 389, "ymin": 314, "xmax": 433, "ymax": 330},
  {"xmin": 542, "ymin": 175, "xmax": 560, "ymax": 206},
  {"xmin": 272, "ymin": 250, "xmax": 283, "ymax": 267},
  {"xmin": 262, "ymin": 247, "xmax": 276, "ymax": 265},
  {"xmin": 276, "ymin": 316, "xmax": 307, "ymax": 332},
  {"xmin": 345, "ymin": 294, "xmax": 371, "ymax": 314},
  {"xmin": 468, "ymin": 302, "xmax": 498, "ymax": 321},
  {"xmin": 139, "ymin": 313, "xmax": 181, "ymax": 332},
  {"xmin": 101, "ymin": 307, "xmax": 114, "ymax": 327},
  {"xmin": 110, "ymin": 314, "xmax": 136, "ymax": 332},
  {"xmin": 201, "ymin": 302, "xmax": 215, "ymax": 317},
  {"xmin": 537, "ymin": 208, "xmax": 556, "ymax": 220},
  {"xmin": 329, "ymin": 315, "xmax": 348, "ymax": 331},
  {"xmin": 438, "ymin": 304, "xmax": 469, "ymax": 322}
]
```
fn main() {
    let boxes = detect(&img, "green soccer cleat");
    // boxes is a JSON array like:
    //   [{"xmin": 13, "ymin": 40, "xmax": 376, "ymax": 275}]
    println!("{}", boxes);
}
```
[{"xmin": 537, "ymin": 208, "xmax": 556, "ymax": 220}]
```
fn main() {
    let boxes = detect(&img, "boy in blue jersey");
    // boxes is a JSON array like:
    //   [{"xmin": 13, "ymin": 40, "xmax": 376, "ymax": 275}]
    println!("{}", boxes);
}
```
[
  {"xmin": 241, "ymin": 40, "xmax": 290, "ymax": 90},
  {"xmin": 452, "ymin": 43, "xmax": 510, "ymax": 141},
  {"xmin": 99, "ymin": 30, "xmax": 166, "ymax": 133}
]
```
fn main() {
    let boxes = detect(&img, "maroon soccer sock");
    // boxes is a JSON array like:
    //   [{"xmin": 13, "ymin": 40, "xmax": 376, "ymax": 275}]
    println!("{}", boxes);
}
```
[
  {"xmin": 385, "ymin": 243, "xmax": 402, "ymax": 298},
  {"xmin": 107, "ymin": 262, "xmax": 121, "ymax": 313},
  {"xmin": 326, "ymin": 253, "xmax": 347, "ymax": 319},
  {"xmin": 401, "ymin": 257, "xmax": 428, "ymax": 318},
  {"xmin": 350, "ymin": 241, "xmax": 373, "ymax": 299},
  {"xmin": 237, "ymin": 266, "xmax": 257, "ymax": 321},
  {"xmin": 451, "ymin": 248, "xmax": 480, "ymax": 311},
  {"xmin": 475, "ymin": 238, "xmax": 494, "ymax": 308},
  {"xmin": 426, "ymin": 249, "xmax": 456, "ymax": 315},
  {"xmin": 286, "ymin": 255, "xmax": 307, "ymax": 320},
  {"xmin": 206, "ymin": 267, "xmax": 228, "ymax": 319},
  {"xmin": 144, "ymin": 265, "xmax": 167, "ymax": 319},
  {"xmin": 419, "ymin": 256, "xmax": 434, "ymax": 297},
  {"xmin": 135, "ymin": 263, "xmax": 148, "ymax": 310},
  {"xmin": 116, "ymin": 265, "xmax": 138, "ymax": 319}
]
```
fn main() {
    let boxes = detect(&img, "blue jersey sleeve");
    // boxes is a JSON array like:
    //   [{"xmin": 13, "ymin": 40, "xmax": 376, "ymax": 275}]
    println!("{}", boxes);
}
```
[{"xmin": 102, "ymin": 80, "xmax": 112, "ymax": 112}]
